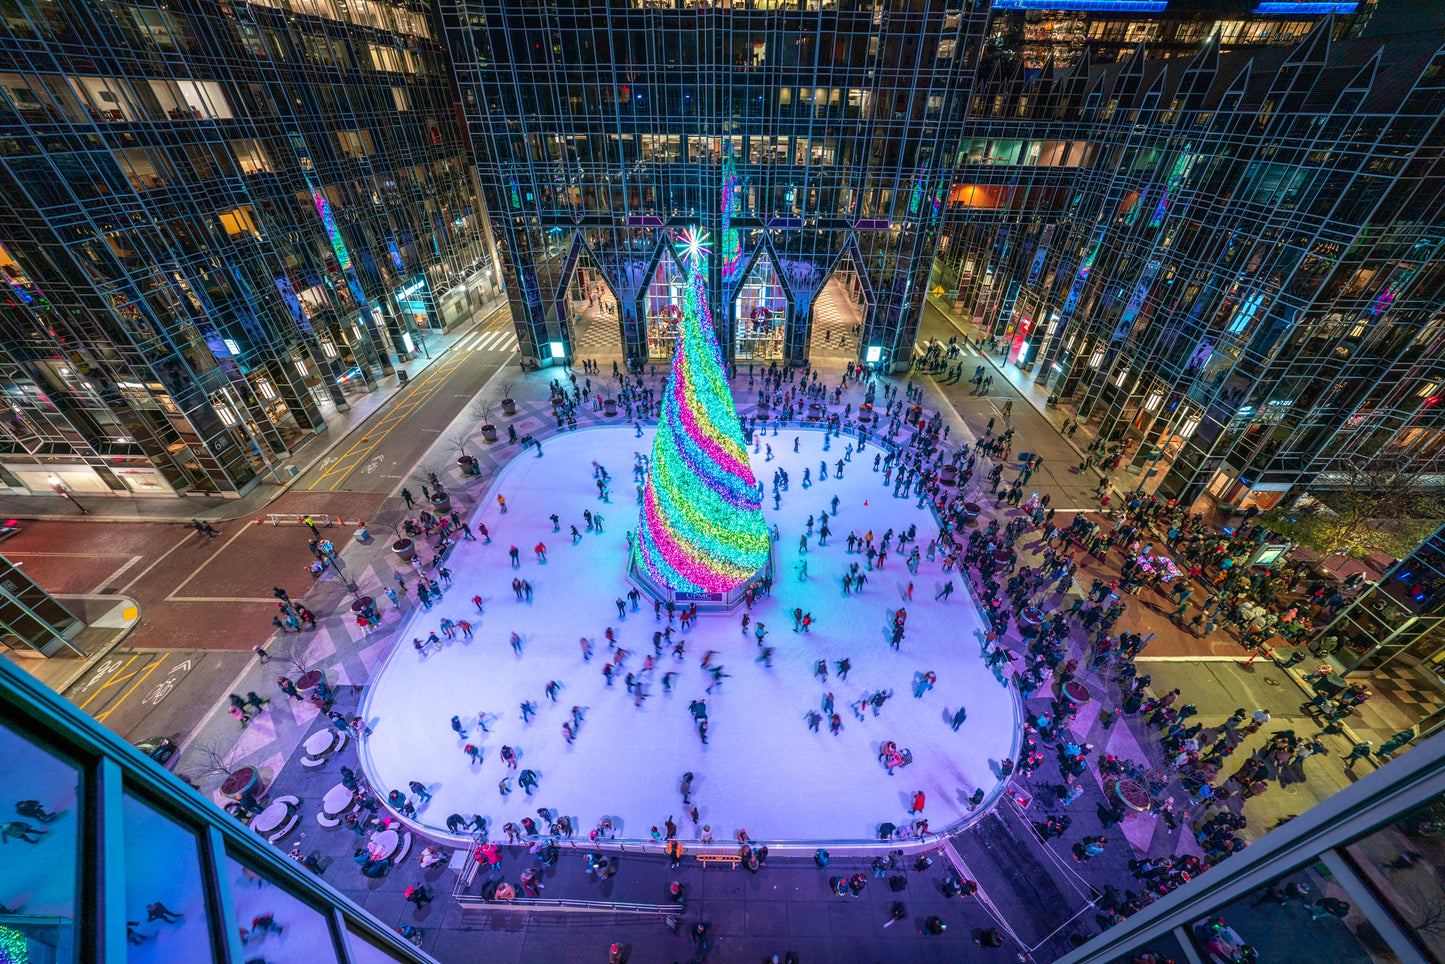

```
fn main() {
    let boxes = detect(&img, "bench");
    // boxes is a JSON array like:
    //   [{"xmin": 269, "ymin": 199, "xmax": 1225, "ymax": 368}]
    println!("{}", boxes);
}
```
[{"xmin": 695, "ymin": 853, "xmax": 742, "ymax": 869}]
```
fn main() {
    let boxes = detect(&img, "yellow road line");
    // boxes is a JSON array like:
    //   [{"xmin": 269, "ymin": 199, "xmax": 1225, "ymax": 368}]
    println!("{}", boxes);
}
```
[
  {"xmin": 96, "ymin": 656, "xmax": 164, "ymax": 723},
  {"xmin": 77, "ymin": 655, "xmax": 139, "ymax": 710},
  {"xmin": 303, "ymin": 352, "xmax": 467, "ymax": 491}
]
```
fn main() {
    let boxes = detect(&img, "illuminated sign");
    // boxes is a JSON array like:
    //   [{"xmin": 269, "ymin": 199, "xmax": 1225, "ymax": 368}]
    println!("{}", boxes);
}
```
[{"xmin": 993, "ymin": 0, "xmax": 1167, "ymax": 9}]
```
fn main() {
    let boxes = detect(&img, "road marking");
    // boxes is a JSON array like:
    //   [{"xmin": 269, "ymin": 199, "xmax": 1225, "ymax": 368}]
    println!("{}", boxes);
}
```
[
  {"xmin": 119, "ymin": 531, "xmax": 194, "ymax": 594},
  {"xmin": 166, "ymin": 597, "xmax": 284, "ymax": 604},
  {"xmin": 77, "ymin": 655, "xmax": 140, "ymax": 710},
  {"xmin": 96, "ymin": 655, "xmax": 165, "ymax": 723},
  {"xmin": 167, "ymin": 524, "xmax": 252, "ymax": 601},
  {"xmin": 303, "ymin": 351, "xmax": 469, "ymax": 491},
  {"xmin": 91, "ymin": 555, "xmax": 142, "ymax": 594}
]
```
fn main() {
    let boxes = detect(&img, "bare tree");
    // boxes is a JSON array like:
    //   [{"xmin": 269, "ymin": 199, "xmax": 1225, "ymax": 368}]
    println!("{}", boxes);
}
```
[
  {"xmin": 370, "ymin": 506, "xmax": 410, "ymax": 541},
  {"xmin": 181, "ymin": 737, "xmax": 248, "ymax": 785},
  {"xmin": 267, "ymin": 635, "xmax": 315, "ymax": 676},
  {"xmin": 499, "ymin": 378, "xmax": 517, "ymax": 402},
  {"xmin": 409, "ymin": 460, "xmax": 446, "ymax": 492},
  {"xmin": 1261, "ymin": 454, "xmax": 1445, "ymax": 559},
  {"xmin": 447, "ymin": 427, "xmax": 475, "ymax": 461},
  {"xmin": 469, "ymin": 391, "xmax": 500, "ymax": 428}
]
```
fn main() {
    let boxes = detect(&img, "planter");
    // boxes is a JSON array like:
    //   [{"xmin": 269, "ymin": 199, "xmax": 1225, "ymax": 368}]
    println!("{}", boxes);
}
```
[
  {"xmin": 431, "ymin": 493, "xmax": 452, "ymax": 515},
  {"xmin": 221, "ymin": 766, "xmax": 259, "ymax": 799},
  {"xmin": 502, "ymin": 398, "xmax": 517, "ymax": 416},
  {"xmin": 1062, "ymin": 679, "xmax": 1091, "ymax": 706},
  {"xmin": 603, "ymin": 399, "xmax": 617, "ymax": 417},
  {"xmin": 297, "ymin": 669, "xmax": 325, "ymax": 694},
  {"xmin": 480, "ymin": 424, "xmax": 498, "ymax": 443},
  {"xmin": 757, "ymin": 397, "xmax": 771, "ymax": 408},
  {"xmin": 1112, "ymin": 777, "xmax": 1150, "ymax": 812},
  {"xmin": 940, "ymin": 465, "xmax": 958, "ymax": 485},
  {"xmin": 962, "ymin": 502, "xmax": 981, "ymax": 523},
  {"xmin": 391, "ymin": 538, "xmax": 417, "ymax": 562}
]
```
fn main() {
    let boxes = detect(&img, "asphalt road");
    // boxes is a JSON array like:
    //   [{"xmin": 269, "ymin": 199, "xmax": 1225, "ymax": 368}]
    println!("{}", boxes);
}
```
[
  {"xmin": 296, "ymin": 308, "xmax": 514, "ymax": 494},
  {"xmin": 65, "ymin": 647, "xmax": 252, "ymax": 743}
]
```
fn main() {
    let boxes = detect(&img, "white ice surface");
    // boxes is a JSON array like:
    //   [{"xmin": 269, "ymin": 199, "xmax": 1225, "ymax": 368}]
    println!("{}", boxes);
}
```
[{"xmin": 360, "ymin": 426, "xmax": 1018, "ymax": 844}]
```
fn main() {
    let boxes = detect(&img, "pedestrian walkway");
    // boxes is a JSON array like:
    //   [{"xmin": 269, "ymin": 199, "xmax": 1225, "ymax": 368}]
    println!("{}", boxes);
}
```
[{"xmin": 808, "ymin": 278, "xmax": 864, "ymax": 362}]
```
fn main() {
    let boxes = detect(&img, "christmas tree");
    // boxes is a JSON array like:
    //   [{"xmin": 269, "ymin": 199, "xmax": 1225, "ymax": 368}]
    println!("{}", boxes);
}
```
[{"xmin": 633, "ymin": 231, "xmax": 768, "ymax": 593}]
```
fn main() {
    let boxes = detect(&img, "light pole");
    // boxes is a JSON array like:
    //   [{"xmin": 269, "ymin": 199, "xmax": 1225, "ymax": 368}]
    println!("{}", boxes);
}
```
[{"xmin": 48, "ymin": 475, "xmax": 89, "ymax": 515}]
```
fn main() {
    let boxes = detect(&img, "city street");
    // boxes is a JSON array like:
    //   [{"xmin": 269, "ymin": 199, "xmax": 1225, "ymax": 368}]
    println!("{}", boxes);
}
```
[
  {"xmin": 2, "ymin": 310, "xmax": 518, "ymax": 742},
  {"xmin": 297, "ymin": 308, "xmax": 515, "ymax": 494}
]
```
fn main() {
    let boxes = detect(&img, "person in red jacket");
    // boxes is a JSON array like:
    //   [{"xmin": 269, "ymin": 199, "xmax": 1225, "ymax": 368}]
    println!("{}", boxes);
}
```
[{"xmin": 910, "ymin": 790, "xmax": 925, "ymax": 814}]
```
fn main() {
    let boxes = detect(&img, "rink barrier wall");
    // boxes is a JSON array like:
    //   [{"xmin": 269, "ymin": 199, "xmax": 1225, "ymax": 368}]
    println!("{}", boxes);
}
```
[{"xmin": 352, "ymin": 420, "xmax": 1025, "ymax": 861}]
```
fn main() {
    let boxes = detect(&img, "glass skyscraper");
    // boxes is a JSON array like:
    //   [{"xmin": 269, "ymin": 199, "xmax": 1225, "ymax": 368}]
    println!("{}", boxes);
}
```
[{"xmin": 0, "ymin": 0, "xmax": 493, "ymax": 498}]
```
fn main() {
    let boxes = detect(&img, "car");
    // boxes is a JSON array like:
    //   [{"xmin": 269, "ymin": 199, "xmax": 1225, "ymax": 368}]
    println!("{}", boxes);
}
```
[
  {"xmin": 0, "ymin": 519, "xmax": 19, "ymax": 542},
  {"xmin": 131, "ymin": 736, "xmax": 177, "ymax": 768}
]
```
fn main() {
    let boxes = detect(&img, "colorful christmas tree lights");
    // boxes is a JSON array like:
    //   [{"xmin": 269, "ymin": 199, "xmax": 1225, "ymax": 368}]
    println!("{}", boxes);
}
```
[{"xmin": 633, "ymin": 240, "xmax": 768, "ymax": 593}]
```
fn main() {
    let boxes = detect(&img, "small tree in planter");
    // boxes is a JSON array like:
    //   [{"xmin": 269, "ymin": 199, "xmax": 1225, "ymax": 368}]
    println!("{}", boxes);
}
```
[
  {"xmin": 600, "ymin": 385, "xmax": 617, "ymax": 417},
  {"xmin": 183, "ymin": 738, "xmax": 261, "ymax": 801},
  {"xmin": 270, "ymin": 635, "xmax": 329, "ymax": 696},
  {"xmin": 499, "ymin": 379, "xmax": 518, "ymax": 416},
  {"xmin": 448, "ymin": 428, "xmax": 479, "ymax": 477},
  {"xmin": 469, "ymin": 392, "xmax": 500, "ymax": 443},
  {"xmin": 373, "ymin": 507, "xmax": 417, "ymax": 563}
]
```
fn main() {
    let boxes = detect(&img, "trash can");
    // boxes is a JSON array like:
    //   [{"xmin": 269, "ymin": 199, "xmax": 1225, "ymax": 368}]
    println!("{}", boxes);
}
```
[{"xmin": 398, "ymin": 370, "xmax": 409, "ymax": 385}]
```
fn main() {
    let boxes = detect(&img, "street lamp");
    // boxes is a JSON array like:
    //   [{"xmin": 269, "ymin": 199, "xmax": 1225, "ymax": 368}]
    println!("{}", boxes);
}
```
[{"xmin": 48, "ymin": 475, "xmax": 89, "ymax": 515}]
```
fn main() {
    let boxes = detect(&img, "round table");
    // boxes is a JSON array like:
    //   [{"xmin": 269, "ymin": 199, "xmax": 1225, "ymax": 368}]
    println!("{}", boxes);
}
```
[
  {"xmin": 251, "ymin": 800, "xmax": 292, "ymax": 836},
  {"xmin": 304, "ymin": 730, "xmax": 338, "ymax": 756},
  {"xmin": 992, "ymin": 549, "xmax": 1011, "ymax": 564},
  {"xmin": 1020, "ymin": 607, "xmax": 1044, "ymax": 629},
  {"xmin": 322, "ymin": 782, "xmax": 355, "ymax": 817},
  {"xmin": 369, "ymin": 829, "xmax": 400, "ymax": 861}
]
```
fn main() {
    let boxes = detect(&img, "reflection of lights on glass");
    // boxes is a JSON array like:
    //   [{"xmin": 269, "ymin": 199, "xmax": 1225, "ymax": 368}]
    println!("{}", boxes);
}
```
[
  {"xmin": 865, "ymin": 346, "xmax": 882, "ymax": 363},
  {"xmin": 1178, "ymin": 417, "xmax": 1200, "ymax": 439},
  {"xmin": 1089, "ymin": 350, "xmax": 1104, "ymax": 368},
  {"xmin": 1017, "ymin": 341, "xmax": 1030, "ymax": 363},
  {"xmin": 401, "ymin": 333, "xmax": 415, "ymax": 353},
  {"xmin": 216, "ymin": 404, "xmax": 237, "ymax": 426},
  {"xmin": 256, "ymin": 379, "xmax": 276, "ymax": 400},
  {"xmin": 294, "ymin": 359, "xmax": 309, "ymax": 377},
  {"xmin": 319, "ymin": 339, "xmax": 337, "ymax": 358},
  {"xmin": 1145, "ymin": 392, "xmax": 1163, "ymax": 411},
  {"xmin": 1115, "ymin": 368, "xmax": 1129, "ymax": 388}
]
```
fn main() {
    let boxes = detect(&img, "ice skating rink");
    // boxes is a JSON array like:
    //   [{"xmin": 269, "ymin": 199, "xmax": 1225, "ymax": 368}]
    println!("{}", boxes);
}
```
[{"xmin": 361, "ymin": 426, "xmax": 1018, "ymax": 844}]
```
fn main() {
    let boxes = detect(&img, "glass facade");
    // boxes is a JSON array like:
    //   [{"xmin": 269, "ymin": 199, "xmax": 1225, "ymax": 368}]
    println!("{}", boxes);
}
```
[
  {"xmin": 0, "ymin": 0, "xmax": 495, "ymax": 498},
  {"xmin": 0, "ymin": 656, "xmax": 429, "ymax": 964},
  {"xmin": 938, "ymin": 21, "xmax": 1445, "ymax": 510},
  {"xmin": 439, "ymin": 0, "xmax": 985, "ymax": 372}
]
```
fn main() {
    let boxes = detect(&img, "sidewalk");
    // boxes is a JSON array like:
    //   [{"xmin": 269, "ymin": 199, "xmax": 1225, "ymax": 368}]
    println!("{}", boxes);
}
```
[{"xmin": 0, "ymin": 295, "xmax": 508, "ymax": 523}]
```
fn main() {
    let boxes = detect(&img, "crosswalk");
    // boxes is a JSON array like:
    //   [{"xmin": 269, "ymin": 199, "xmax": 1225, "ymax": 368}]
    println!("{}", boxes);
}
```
[{"xmin": 451, "ymin": 327, "xmax": 518, "ymax": 353}]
